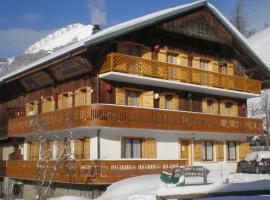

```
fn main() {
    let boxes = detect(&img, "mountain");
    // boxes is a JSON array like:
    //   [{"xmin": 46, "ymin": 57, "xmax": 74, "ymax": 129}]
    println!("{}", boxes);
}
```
[
  {"xmin": 248, "ymin": 26, "xmax": 270, "ymax": 67},
  {"xmin": 25, "ymin": 23, "xmax": 93, "ymax": 54},
  {"xmin": 0, "ymin": 23, "xmax": 93, "ymax": 78}
]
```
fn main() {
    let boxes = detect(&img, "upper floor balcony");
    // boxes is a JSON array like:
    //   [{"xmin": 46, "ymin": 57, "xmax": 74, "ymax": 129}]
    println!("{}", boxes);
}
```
[
  {"xmin": 7, "ymin": 104, "xmax": 263, "ymax": 137},
  {"xmin": 100, "ymin": 53, "xmax": 261, "ymax": 99}
]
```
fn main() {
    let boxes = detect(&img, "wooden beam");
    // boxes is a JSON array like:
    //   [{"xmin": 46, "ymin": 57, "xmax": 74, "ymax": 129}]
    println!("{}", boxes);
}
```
[{"xmin": 245, "ymin": 67, "xmax": 260, "ymax": 73}]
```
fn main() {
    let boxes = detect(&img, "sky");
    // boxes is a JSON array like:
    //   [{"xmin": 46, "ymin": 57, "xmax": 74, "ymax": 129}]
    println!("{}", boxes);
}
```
[{"xmin": 0, "ymin": 0, "xmax": 270, "ymax": 57}]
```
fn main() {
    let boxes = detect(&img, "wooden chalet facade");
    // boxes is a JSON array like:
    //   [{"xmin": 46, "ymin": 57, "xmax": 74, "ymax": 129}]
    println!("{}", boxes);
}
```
[{"xmin": 0, "ymin": 1, "xmax": 269, "ymax": 198}]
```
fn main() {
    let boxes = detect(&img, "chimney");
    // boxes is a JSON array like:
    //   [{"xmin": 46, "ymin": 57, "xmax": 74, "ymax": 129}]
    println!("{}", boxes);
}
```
[{"xmin": 92, "ymin": 24, "xmax": 101, "ymax": 34}]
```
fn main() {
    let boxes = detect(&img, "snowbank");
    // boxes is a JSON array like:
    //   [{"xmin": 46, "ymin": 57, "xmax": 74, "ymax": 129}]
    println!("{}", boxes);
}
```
[{"xmin": 49, "ymin": 196, "xmax": 90, "ymax": 200}]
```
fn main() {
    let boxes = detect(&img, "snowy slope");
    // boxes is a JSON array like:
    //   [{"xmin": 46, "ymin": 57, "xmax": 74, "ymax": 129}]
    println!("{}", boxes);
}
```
[
  {"xmin": 25, "ymin": 23, "xmax": 93, "ymax": 54},
  {"xmin": 248, "ymin": 27, "xmax": 270, "ymax": 67}
]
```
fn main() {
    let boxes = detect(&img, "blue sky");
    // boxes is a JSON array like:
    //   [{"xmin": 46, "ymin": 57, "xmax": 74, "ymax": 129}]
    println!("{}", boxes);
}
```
[{"xmin": 0, "ymin": 0, "xmax": 270, "ymax": 57}]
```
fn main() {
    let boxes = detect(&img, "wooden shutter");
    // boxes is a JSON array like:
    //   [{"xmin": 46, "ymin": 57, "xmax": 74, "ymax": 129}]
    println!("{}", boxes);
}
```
[
  {"xmin": 220, "ymin": 100, "xmax": 225, "ymax": 115},
  {"xmin": 84, "ymin": 138, "xmax": 90, "ymax": 160},
  {"xmin": 158, "ymin": 50, "xmax": 166, "ymax": 62},
  {"xmin": 232, "ymin": 102, "xmax": 238, "ymax": 117},
  {"xmin": 56, "ymin": 141, "xmax": 64, "ymax": 158},
  {"xmin": 26, "ymin": 101, "xmax": 39, "ymax": 116},
  {"xmin": 215, "ymin": 141, "xmax": 224, "ymax": 161},
  {"xmin": 58, "ymin": 92, "xmax": 73, "ymax": 110},
  {"xmin": 192, "ymin": 57, "xmax": 200, "ymax": 68},
  {"xmin": 42, "ymin": 96, "xmax": 55, "ymax": 113},
  {"xmin": 238, "ymin": 142, "xmax": 250, "ymax": 160},
  {"xmin": 75, "ymin": 87, "xmax": 92, "ymax": 106},
  {"xmin": 29, "ymin": 142, "xmax": 39, "ymax": 160},
  {"xmin": 74, "ymin": 139, "xmax": 84, "ymax": 159},
  {"xmin": 0, "ymin": 147, "xmax": 2, "ymax": 160},
  {"xmin": 202, "ymin": 98, "xmax": 207, "ymax": 113},
  {"xmin": 210, "ymin": 61, "xmax": 219, "ymax": 72},
  {"xmin": 213, "ymin": 100, "xmax": 219, "ymax": 114},
  {"xmin": 194, "ymin": 140, "xmax": 202, "ymax": 161},
  {"xmin": 116, "ymin": 88, "xmax": 125, "ymax": 105},
  {"xmin": 142, "ymin": 47, "xmax": 151, "ymax": 60},
  {"xmin": 227, "ymin": 63, "xmax": 234, "ymax": 75},
  {"xmin": 159, "ymin": 94, "xmax": 165, "ymax": 109},
  {"xmin": 142, "ymin": 138, "xmax": 156, "ymax": 158},
  {"xmin": 143, "ymin": 91, "xmax": 154, "ymax": 108},
  {"xmin": 180, "ymin": 140, "xmax": 190, "ymax": 159},
  {"xmin": 173, "ymin": 95, "xmax": 180, "ymax": 110},
  {"xmin": 180, "ymin": 54, "xmax": 188, "ymax": 66}
]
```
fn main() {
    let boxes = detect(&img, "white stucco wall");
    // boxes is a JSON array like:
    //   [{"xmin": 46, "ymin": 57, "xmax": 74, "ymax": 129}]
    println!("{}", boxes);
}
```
[{"xmin": 2, "ymin": 146, "xmax": 14, "ymax": 160}]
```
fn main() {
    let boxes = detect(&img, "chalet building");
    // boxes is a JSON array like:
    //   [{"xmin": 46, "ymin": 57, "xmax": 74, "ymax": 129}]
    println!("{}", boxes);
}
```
[{"xmin": 0, "ymin": 1, "xmax": 270, "ymax": 199}]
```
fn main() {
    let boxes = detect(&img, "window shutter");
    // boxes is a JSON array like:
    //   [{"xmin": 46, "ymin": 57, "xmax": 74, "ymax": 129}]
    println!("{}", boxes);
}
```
[
  {"xmin": 26, "ymin": 101, "xmax": 39, "ymax": 116},
  {"xmin": 232, "ymin": 102, "xmax": 238, "ymax": 117},
  {"xmin": 58, "ymin": 92, "xmax": 73, "ymax": 110},
  {"xmin": 180, "ymin": 54, "xmax": 188, "ymax": 66},
  {"xmin": 159, "ymin": 94, "xmax": 165, "ymax": 109},
  {"xmin": 42, "ymin": 96, "xmax": 55, "ymax": 113},
  {"xmin": 194, "ymin": 140, "xmax": 202, "ymax": 161},
  {"xmin": 142, "ymin": 138, "xmax": 156, "ymax": 158},
  {"xmin": 158, "ymin": 50, "xmax": 166, "ymax": 62},
  {"xmin": 180, "ymin": 140, "xmax": 190, "ymax": 159},
  {"xmin": 238, "ymin": 142, "xmax": 250, "ymax": 160},
  {"xmin": 142, "ymin": 47, "xmax": 151, "ymax": 60},
  {"xmin": 29, "ymin": 142, "xmax": 39, "ymax": 160},
  {"xmin": 75, "ymin": 87, "xmax": 92, "ymax": 106},
  {"xmin": 214, "ymin": 100, "xmax": 219, "ymax": 114},
  {"xmin": 210, "ymin": 61, "xmax": 219, "ymax": 72},
  {"xmin": 227, "ymin": 63, "xmax": 234, "ymax": 75},
  {"xmin": 202, "ymin": 98, "xmax": 207, "ymax": 113},
  {"xmin": 84, "ymin": 138, "xmax": 90, "ymax": 160},
  {"xmin": 220, "ymin": 100, "xmax": 225, "ymax": 115},
  {"xmin": 192, "ymin": 57, "xmax": 200, "ymax": 68},
  {"xmin": 116, "ymin": 88, "xmax": 126, "ymax": 105},
  {"xmin": 173, "ymin": 95, "xmax": 180, "ymax": 110},
  {"xmin": 215, "ymin": 141, "xmax": 224, "ymax": 161},
  {"xmin": 74, "ymin": 139, "xmax": 85, "ymax": 159},
  {"xmin": 143, "ymin": 91, "xmax": 154, "ymax": 108}
]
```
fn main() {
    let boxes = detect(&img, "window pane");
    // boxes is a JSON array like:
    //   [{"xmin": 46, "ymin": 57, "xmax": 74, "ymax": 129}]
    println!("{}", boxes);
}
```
[
  {"xmin": 202, "ymin": 142, "xmax": 206, "ymax": 160},
  {"xmin": 228, "ymin": 142, "xmax": 236, "ymax": 160},
  {"xmin": 124, "ymin": 139, "xmax": 132, "ymax": 158},
  {"xmin": 206, "ymin": 142, "xmax": 213, "ymax": 160},
  {"xmin": 132, "ymin": 139, "xmax": 141, "ymax": 158}
]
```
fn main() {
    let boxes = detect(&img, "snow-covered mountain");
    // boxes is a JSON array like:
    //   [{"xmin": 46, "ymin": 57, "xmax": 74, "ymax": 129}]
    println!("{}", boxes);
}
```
[
  {"xmin": 25, "ymin": 23, "xmax": 93, "ymax": 54},
  {"xmin": 0, "ymin": 23, "xmax": 93, "ymax": 78},
  {"xmin": 248, "ymin": 26, "xmax": 270, "ymax": 67}
]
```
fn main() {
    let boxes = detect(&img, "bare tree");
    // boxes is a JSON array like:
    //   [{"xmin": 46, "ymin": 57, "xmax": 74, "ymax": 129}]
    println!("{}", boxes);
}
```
[
  {"xmin": 31, "ymin": 115, "xmax": 74, "ymax": 200},
  {"xmin": 231, "ymin": 0, "xmax": 248, "ymax": 36},
  {"xmin": 248, "ymin": 90, "xmax": 270, "ymax": 148}
]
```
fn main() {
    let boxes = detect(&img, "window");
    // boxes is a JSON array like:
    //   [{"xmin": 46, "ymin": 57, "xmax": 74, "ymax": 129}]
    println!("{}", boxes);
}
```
[
  {"xmin": 188, "ymin": 57, "xmax": 193, "ymax": 67},
  {"xmin": 125, "ymin": 90, "xmax": 141, "ymax": 107},
  {"xmin": 165, "ymin": 94, "xmax": 173, "ymax": 110},
  {"xmin": 126, "ymin": 46, "xmax": 142, "ymax": 57},
  {"xmin": 167, "ymin": 53, "xmax": 177, "ymax": 64},
  {"xmin": 122, "ymin": 138, "xmax": 142, "ymax": 158},
  {"xmin": 227, "ymin": 142, "xmax": 237, "ymax": 161},
  {"xmin": 220, "ymin": 63, "xmax": 228, "ymax": 74},
  {"xmin": 202, "ymin": 141, "xmax": 213, "ymax": 161},
  {"xmin": 200, "ymin": 60, "xmax": 209, "ymax": 70}
]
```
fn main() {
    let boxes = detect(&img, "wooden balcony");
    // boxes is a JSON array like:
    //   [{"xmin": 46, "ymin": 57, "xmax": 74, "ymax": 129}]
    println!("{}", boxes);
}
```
[
  {"xmin": 0, "ymin": 159, "xmax": 186, "ymax": 184},
  {"xmin": 100, "ymin": 53, "xmax": 261, "ymax": 94},
  {"xmin": 8, "ymin": 104, "xmax": 263, "ymax": 137}
]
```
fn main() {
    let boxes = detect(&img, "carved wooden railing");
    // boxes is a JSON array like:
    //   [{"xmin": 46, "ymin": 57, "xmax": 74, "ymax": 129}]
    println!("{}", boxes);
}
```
[
  {"xmin": 101, "ymin": 53, "xmax": 261, "ymax": 94},
  {"xmin": 0, "ymin": 159, "xmax": 186, "ymax": 184},
  {"xmin": 8, "ymin": 104, "xmax": 263, "ymax": 136}
]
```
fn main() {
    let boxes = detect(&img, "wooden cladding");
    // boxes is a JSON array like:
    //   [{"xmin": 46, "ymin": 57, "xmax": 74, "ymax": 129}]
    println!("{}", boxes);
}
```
[
  {"xmin": 0, "ymin": 159, "xmax": 187, "ymax": 184},
  {"xmin": 8, "ymin": 104, "xmax": 263, "ymax": 137},
  {"xmin": 100, "ymin": 53, "xmax": 261, "ymax": 94}
]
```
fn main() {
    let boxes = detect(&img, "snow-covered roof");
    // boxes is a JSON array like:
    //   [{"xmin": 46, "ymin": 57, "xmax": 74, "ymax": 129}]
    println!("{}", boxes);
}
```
[
  {"xmin": 248, "ymin": 26, "xmax": 270, "ymax": 67},
  {"xmin": 1, "ymin": 0, "xmax": 269, "ymax": 82}
]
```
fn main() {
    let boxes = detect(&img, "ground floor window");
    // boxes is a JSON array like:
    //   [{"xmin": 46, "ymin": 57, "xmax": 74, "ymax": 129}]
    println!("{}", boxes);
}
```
[
  {"xmin": 202, "ymin": 141, "xmax": 213, "ymax": 161},
  {"xmin": 227, "ymin": 141, "xmax": 237, "ymax": 161},
  {"xmin": 122, "ymin": 138, "xmax": 142, "ymax": 158}
]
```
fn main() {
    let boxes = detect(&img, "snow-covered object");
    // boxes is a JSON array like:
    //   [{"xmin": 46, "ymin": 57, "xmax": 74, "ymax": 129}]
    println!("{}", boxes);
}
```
[
  {"xmin": 248, "ymin": 27, "xmax": 270, "ymax": 67},
  {"xmin": 25, "ymin": 23, "xmax": 93, "ymax": 54},
  {"xmin": 245, "ymin": 151, "xmax": 270, "ymax": 161},
  {"xmin": 49, "ymin": 196, "xmax": 90, "ymax": 200}
]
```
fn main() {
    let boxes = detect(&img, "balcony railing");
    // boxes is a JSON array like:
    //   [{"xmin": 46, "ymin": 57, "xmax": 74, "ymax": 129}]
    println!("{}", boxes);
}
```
[
  {"xmin": 8, "ymin": 104, "xmax": 263, "ymax": 137},
  {"xmin": 100, "ymin": 53, "xmax": 261, "ymax": 94},
  {"xmin": 0, "ymin": 159, "xmax": 186, "ymax": 184}
]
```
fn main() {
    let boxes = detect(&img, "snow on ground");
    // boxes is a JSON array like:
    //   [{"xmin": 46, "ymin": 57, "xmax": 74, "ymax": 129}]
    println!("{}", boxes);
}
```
[
  {"xmin": 202, "ymin": 195, "xmax": 270, "ymax": 200},
  {"xmin": 49, "ymin": 196, "xmax": 90, "ymax": 200}
]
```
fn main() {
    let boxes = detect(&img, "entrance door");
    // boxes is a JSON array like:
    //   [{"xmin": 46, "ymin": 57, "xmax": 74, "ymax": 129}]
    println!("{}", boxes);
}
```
[{"xmin": 180, "ymin": 139, "xmax": 191, "ymax": 165}]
